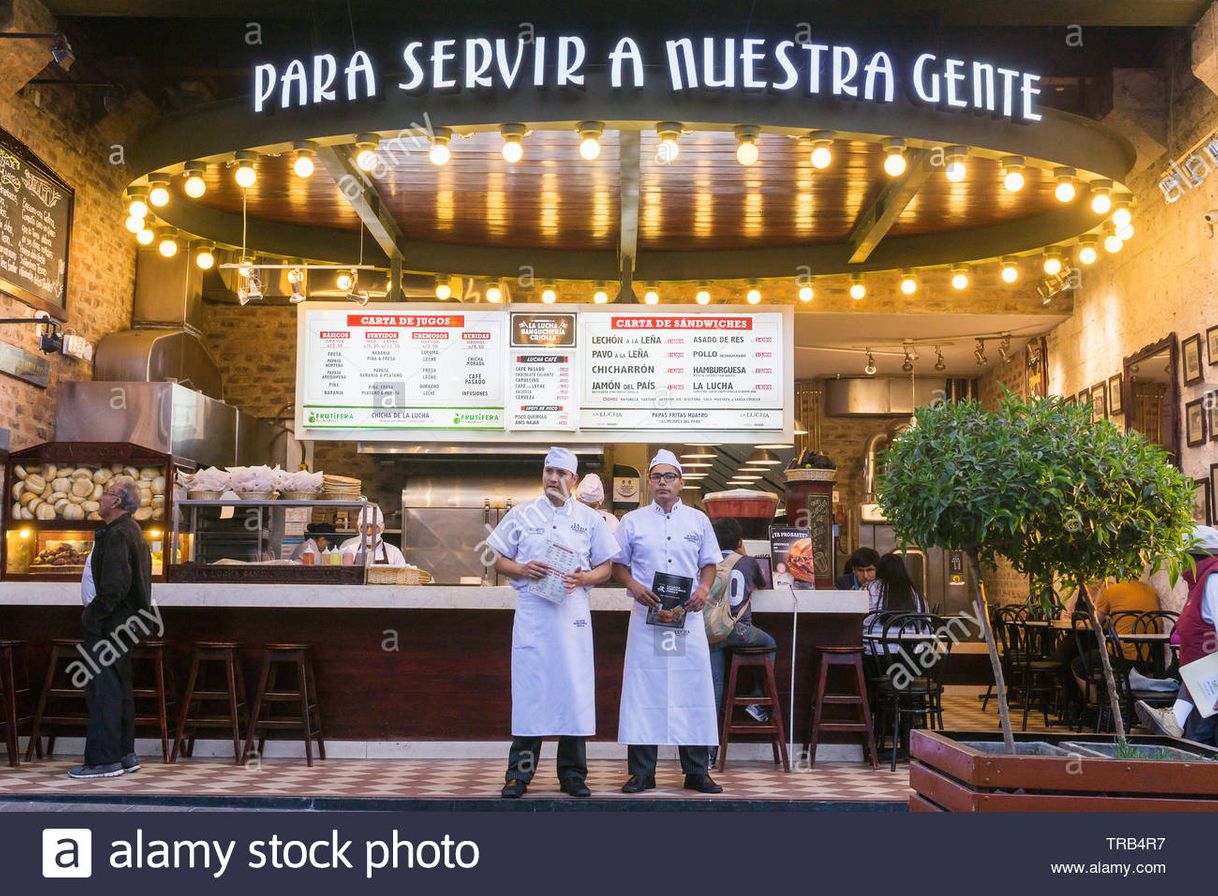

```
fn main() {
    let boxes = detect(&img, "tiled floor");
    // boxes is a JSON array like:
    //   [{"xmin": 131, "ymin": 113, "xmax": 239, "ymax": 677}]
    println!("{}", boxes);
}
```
[{"xmin": 0, "ymin": 689, "xmax": 1056, "ymax": 807}]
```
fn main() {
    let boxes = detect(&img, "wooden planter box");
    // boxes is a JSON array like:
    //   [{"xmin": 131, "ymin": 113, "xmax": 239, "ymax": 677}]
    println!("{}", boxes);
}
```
[{"xmin": 910, "ymin": 730, "xmax": 1218, "ymax": 812}]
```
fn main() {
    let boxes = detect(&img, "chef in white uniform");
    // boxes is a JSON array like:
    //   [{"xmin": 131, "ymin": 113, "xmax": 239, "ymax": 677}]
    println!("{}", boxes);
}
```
[
  {"xmin": 339, "ymin": 504, "xmax": 406, "ymax": 567},
  {"xmin": 613, "ymin": 449, "xmax": 724, "ymax": 794},
  {"xmin": 487, "ymin": 447, "xmax": 620, "ymax": 799},
  {"xmin": 575, "ymin": 473, "xmax": 619, "ymax": 534}
]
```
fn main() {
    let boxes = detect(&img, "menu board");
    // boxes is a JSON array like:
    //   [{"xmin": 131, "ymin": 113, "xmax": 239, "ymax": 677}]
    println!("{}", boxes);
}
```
[
  {"xmin": 296, "ymin": 303, "xmax": 791, "ymax": 442},
  {"xmin": 579, "ymin": 312, "xmax": 784, "ymax": 431},
  {"xmin": 0, "ymin": 127, "xmax": 72, "ymax": 314},
  {"xmin": 298, "ymin": 308, "xmax": 506, "ymax": 430}
]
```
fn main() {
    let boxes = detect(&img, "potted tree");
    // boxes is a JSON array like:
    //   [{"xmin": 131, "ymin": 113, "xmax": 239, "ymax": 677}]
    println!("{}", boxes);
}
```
[{"xmin": 882, "ymin": 394, "xmax": 1218, "ymax": 812}]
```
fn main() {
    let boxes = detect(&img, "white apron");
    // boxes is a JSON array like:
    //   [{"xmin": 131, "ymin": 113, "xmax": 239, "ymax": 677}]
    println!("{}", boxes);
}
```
[{"xmin": 615, "ymin": 499, "xmax": 722, "ymax": 746}]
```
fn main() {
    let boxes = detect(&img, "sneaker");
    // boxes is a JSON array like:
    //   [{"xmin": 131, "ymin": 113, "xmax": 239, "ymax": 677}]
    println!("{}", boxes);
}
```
[
  {"xmin": 745, "ymin": 704, "xmax": 770, "ymax": 723},
  {"xmin": 120, "ymin": 753, "xmax": 141, "ymax": 774},
  {"xmin": 68, "ymin": 762, "xmax": 124, "ymax": 779},
  {"xmin": 1135, "ymin": 700, "xmax": 1183, "ymax": 738}
]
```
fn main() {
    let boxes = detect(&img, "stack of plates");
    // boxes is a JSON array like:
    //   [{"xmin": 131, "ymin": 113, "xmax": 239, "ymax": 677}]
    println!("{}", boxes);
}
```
[{"xmin": 321, "ymin": 474, "xmax": 362, "ymax": 501}]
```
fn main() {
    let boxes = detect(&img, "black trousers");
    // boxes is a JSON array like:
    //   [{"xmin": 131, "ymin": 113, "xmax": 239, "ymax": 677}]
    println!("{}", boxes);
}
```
[
  {"xmin": 82, "ymin": 637, "xmax": 135, "ymax": 766},
  {"xmin": 1184, "ymin": 707, "xmax": 1217, "ymax": 747},
  {"xmin": 506, "ymin": 736, "xmax": 588, "ymax": 783},
  {"xmin": 627, "ymin": 744, "xmax": 709, "ymax": 779}
]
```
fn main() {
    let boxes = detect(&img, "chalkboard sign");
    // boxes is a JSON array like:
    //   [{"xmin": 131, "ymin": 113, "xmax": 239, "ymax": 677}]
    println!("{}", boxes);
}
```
[{"xmin": 0, "ymin": 127, "xmax": 73, "ymax": 316}]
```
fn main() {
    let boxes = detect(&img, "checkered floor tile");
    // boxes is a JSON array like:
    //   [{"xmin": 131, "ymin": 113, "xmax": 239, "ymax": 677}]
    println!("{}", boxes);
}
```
[{"xmin": 0, "ymin": 689, "xmax": 1053, "ymax": 805}]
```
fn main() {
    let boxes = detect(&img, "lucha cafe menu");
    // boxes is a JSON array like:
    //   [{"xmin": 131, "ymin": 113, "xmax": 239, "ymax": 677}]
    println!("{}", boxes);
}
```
[{"xmin": 298, "ymin": 306, "xmax": 787, "ymax": 438}]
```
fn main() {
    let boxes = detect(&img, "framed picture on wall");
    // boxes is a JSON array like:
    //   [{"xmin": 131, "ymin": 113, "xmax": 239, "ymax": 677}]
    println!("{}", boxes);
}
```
[
  {"xmin": 1077, "ymin": 389, "xmax": 1090, "ymax": 407},
  {"xmin": 1186, "ymin": 397, "xmax": 1207, "ymax": 446},
  {"xmin": 1183, "ymin": 333, "xmax": 1204, "ymax": 385},
  {"xmin": 1194, "ymin": 478, "xmax": 1213, "ymax": 526},
  {"xmin": 1208, "ymin": 325, "xmax": 1218, "ymax": 366},
  {"xmin": 1107, "ymin": 374, "xmax": 1123, "ymax": 416},
  {"xmin": 1090, "ymin": 383, "xmax": 1107, "ymax": 421},
  {"xmin": 1063, "ymin": 394, "xmax": 1075, "ymax": 406}
]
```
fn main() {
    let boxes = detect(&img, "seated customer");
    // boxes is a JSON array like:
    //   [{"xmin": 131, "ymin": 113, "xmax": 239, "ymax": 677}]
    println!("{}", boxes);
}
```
[
  {"xmin": 836, "ymin": 547, "xmax": 879, "ymax": 590},
  {"xmin": 1095, "ymin": 579, "xmax": 1161, "ymax": 661},
  {"xmin": 865, "ymin": 553, "xmax": 930, "ymax": 651},
  {"xmin": 708, "ymin": 517, "xmax": 777, "ymax": 723}
]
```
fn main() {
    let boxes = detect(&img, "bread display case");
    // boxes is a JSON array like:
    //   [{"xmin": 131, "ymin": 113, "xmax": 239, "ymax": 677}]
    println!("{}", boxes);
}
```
[{"xmin": 2, "ymin": 441, "xmax": 194, "ymax": 580}]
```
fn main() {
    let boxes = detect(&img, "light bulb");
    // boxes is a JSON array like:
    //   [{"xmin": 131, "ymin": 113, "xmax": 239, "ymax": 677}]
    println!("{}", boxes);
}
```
[
  {"xmin": 136, "ymin": 227, "xmax": 155, "ymax": 246},
  {"xmin": 183, "ymin": 174, "xmax": 206, "ymax": 199},
  {"xmin": 356, "ymin": 145, "xmax": 379, "ymax": 171},
  {"xmin": 1003, "ymin": 169, "xmax": 1025, "ymax": 192},
  {"xmin": 1055, "ymin": 180, "xmax": 1077, "ymax": 203},
  {"xmin": 486, "ymin": 285, "xmax": 503, "ymax": 303},
  {"xmin": 644, "ymin": 289, "xmax": 659, "ymax": 305},
  {"xmin": 502, "ymin": 140, "xmax": 523, "ymax": 163},
  {"xmin": 951, "ymin": 269, "xmax": 969, "ymax": 290},
  {"xmin": 579, "ymin": 137, "xmax": 600, "ymax": 161},
  {"xmin": 435, "ymin": 280, "xmax": 451, "ymax": 300},
  {"xmin": 945, "ymin": 159, "xmax": 966, "ymax": 182},
  {"xmin": 850, "ymin": 280, "xmax": 866, "ymax": 300},
  {"xmin": 1078, "ymin": 244, "xmax": 1098, "ymax": 265},
  {"xmin": 695, "ymin": 289, "xmax": 711, "ymax": 305},
  {"xmin": 124, "ymin": 215, "xmax": 144, "ymax": 234},
  {"xmin": 1112, "ymin": 204, "xmax": 1132, "ymax": 229},
  {"xmin": 900, "ymin": 275, "xmax": 917, "ymax": 295},
  {"xmin": 746, "ymin": 287, "xmax": 761, "ymax": 305},
  {"xmin": 148, "ymin": 184, "xmax": 170, "ymax": 208},
  {"xmin": 1091, "ymin": 191, "xmax": 1111, "ymax": 215},
  {"xmin": 1104, "ymin": 234, "xmax": 1123, "ymax": 253},
  {"xmin": 798, "ymin": 285, "xmax": 814, "ymax": 302},
  {"xmin": 293, "ymin": 153, "xmax": 315, "ymax": 178},
  {"xmin": 429, "ymin": 142, "xmax": 450, "ymax": 166},
  {"xmin": 810, "ymin": 145, "xmax": 831, "ymax": 169},
  {"xmin": 1001, "ymin": 263, "xmax": 1019, "ymax": 283},
  {"xmin": 1116, "ymin": 222, "xmax": 1134, "ymax": 241},
  {"xmin": 234, "ymin": 162, "xmax": 256, "ymax": 189},
  {"xmin": 541, "ymin": 287, "xmax": 557, "ymax": 303},
  {"xmin": 127, "ymin": 196, "xmax": 148, "ymax": 219},
  {"xmin": 195, "ymin": 247, "xmax": 215, "ymax": 270},
  {"xmin": 336, "ymin": 271, "xmax": 354, "ymax": 291},
  {"xmin": 1043, "ymin": 254, "xmax": 1063, "ymax": 276},
  {"xmin": 883, "ymin": 146, "xmax": 906, "ymax": 177},
  {"xmin": 158, "ymin": 235, "xmax": 178, "ymax": 258},
  {"xmin": 593, "ymin": 289, "xmax": 609, "ymax": 304}
]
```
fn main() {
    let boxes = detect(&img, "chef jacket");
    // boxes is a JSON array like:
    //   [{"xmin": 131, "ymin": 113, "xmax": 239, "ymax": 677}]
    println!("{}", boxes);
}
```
[
  {"xmin": 338, "ymin": 536, "xmax": 407, "ymax": 567},
  {"xmin": 487, "ymin": 495, "xmax": 620, "ymax": 596},
  {"xmin": 614, "ymin": 498, "xmax": 722, "ymax": 590}
]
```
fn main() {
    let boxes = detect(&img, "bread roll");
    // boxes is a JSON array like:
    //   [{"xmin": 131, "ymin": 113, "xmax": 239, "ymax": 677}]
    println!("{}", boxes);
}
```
[
  {"xmin": 13, "ymin": 464, "xmax": 26, "ymax": 480},
  {"xmin": 111, "ymin": 464, "xmax": 124, "ymax": 474},
  {"xmin": 90, "ymin": 483, "xmax": 104, "ymax": 500},
  {"xmin": 42, "ymin": 464, "xmax": 57, "ymax": 480},
  {"xmin": 87, "ymin": 511, "xmax": 101, "ymax": 521},
  {"xmin": 70, "ymin": 479, "xmax": 94, "ymax": 498},
  {"xmin": 73, "ymin": 467, "xmax": 92, "ymax": 479},
  {"xmin": 24, "ymin": 474, "xmax": 45, "ymax": 494},
  {"xmin": 12, "ymin": 481, "xmax": 23, "ymax": 500},
  {"xmin": 62, "ymin": 504, "xmax": 84, "ymax": 521},
  {"xmin": 139, "ymin": 488, "xmax": 152, "ymax": 507},
  {"xmin": 123, "ymin": 466, "xmax": 139, "ymax": 479},
  {"xmin": 18, "ymin": 506, "xmax": 34, "ymax": 520},
  {"xmin": 82, "ymin": 500, "xmax": 100, "ymax": 513},
  {"xmin": 20, "ymin": 491, "xmax": 39, "ymax": 506},
  {"xmin": 51, "ymin": 477, "xmax": 71, "ymax": 493},
  {"xmin": 133, "ymin": 507, "xmax": 153, "ymax": 521},
  {"xmin": 26, "ymin": 497, "xmax": 40, "ymax": 511},
  {"xmin": 139, "ymin": 467, "xmax": 159, "ymax": 480},
  {"xmin": 10, "ymin": 502, "xmax": 21, "ymax": 518},
  {"xmin": 49, "ymin": 491, "xmax": 66, "ymax": 502},
  {"xmin": 53, "ymin": 498, "xmax": 69, "ymax": 515},
  {"xmin": 93, "ymin": 468, "xmax": 112, "ymax": 484},
  {"xmin": 153, "ymin": 476, "xmax": 166, "ymax": 494},
  {"xmin": 35, "ymin": 503, "xmax": 56, "ymax": 520}
]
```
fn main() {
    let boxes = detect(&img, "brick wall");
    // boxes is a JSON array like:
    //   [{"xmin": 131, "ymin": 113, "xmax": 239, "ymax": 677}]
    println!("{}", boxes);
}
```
[{"xmin": 0, "ymin": 0, "xmax": 144, "ymax": 448}]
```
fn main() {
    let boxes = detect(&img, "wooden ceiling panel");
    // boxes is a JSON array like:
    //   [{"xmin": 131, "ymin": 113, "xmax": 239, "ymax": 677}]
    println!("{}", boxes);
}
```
[{"xmin": 887, "ymin": 158, "xmax": 1060, "ymax": 236}]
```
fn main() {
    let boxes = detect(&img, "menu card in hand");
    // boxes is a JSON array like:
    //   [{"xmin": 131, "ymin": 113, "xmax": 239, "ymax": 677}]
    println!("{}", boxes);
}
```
[
  {"xmin": 527, "ymin": 541, "xmax": 579, "ymax": 604},
  {"xmin": 646, "ymin": 572, "xmax": 694, "ymax": 628},
  {"xmin": 1180, "ymin": 653, "xmax": 1218, "ymax": 718}
]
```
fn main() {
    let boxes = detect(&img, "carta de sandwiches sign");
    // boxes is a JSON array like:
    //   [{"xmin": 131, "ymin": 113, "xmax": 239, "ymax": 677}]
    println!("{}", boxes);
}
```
[{"xmin": 253, "ymin": 34, "xmax": 1043, "ymax": 122}]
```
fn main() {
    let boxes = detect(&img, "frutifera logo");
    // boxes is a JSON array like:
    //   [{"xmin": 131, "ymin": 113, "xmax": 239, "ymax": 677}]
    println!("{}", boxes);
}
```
[
  {"xmin": 454, "ymin": 411, "xmax": 498, "ymax": 427},
  {"xmin": 306, "ymin": 410, "xmax": 354, "ymax": 425}
]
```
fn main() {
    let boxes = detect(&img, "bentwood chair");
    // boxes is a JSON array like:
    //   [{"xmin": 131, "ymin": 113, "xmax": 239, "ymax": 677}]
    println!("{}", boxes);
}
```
[{"xmin": 871, "ymin": 613, "xmax": 950, "ymax": 771}]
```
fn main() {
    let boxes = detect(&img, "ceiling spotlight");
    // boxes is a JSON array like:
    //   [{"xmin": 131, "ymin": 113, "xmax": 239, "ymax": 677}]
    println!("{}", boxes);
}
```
[
  {"xmin": 345, "ymin": 288, "xmax": 369, "ymax": 306},
  {"xmin": 238, "ymin": 273, "xmax": 264, "ymax": 306},
  {"xmin": 746, "ymin": 284, "xmax": 762, "ymax": 304},
  {"xmin": 485, "ymin": 283, "xmax": 504, "ymax": 303},
  {"xmin": 951, "ymin": 265, "xmax": 970, "ymax": 290},
  {"xmin": 807, "ymin": 130, "xmax": 834, "ymax": 169},
  {"xmin": 1111, "ymin": 197, "xmax": 1133, "ymax": 230},
  {"xmin": 1077, "ymin": 237, "xmax": 1098, "ymax": 266},
  {"xmin": 500, "ymin": 123, "xmax": 527, "ymax": 163},
  {"xmin": 695, "ymin": 284, "xmax": 711, "ymax": 305},
  {"xmin": 1042, "ymin": 249, "xmax": 1064, "ymax": 276},
  {"xmin": 974, "ymin": 338, "xmax": 988, "ymax": 366},
  {"xmin": 156, "ymin": 228, "xmax": 178, "ymax": 258},
  {"xmin": 1115, "ymin": 222, "xmax": 1134, "ymax": 242},
  {"xmin": 1104, "ymin": 228, "xmax": 1124, "ymax": 254},
  {"xmin": 680, "ymin": 446, "xmax": 718, "ymax": 460},
  {"xmin": 576, "ymin": 121, "xmax": 604, "ymax": 161},
  {"xmin": 354, "ymin": 133, "xmax": 381, "ymax": 172},
  {"xmin": 292, "ymin": 141, "xmax": 317, "ymax": 177},
  {"xmin": 997, "ymin": 334, "xmax": 1012, "ymax": 364},
  {"xmin": 899, "ymin": 271, "xmax": 918, "ymax": 296},
  {"xmin": 429, "ymin": 127, "xmax": 452, "ymax": 166},
  {"xmin": 126, "ymin": 188, "xmax": 149, "ymax": 220},
  {"xmin": 287, "ymin": 266, "xmax": 306, "ymax": 303},
  {"xmin": 746, "ymin": 448, "xmax": 781, "ymax": 466},
  {"xmin": 934, "ymin": 346, "xmax": 946, "ymax": 371},
  {"xmin": 864, "ymin": 349, "xmax": 877, "ymax": 377},
  {"xmin": 1089, "ymin": 179, "xmax": 1112, "ymax": 214},
  {"xmin": 434, "ymin": 275, "xmax": 452, "ymax": 300},
  {"xmin": 182, "ymin": 163, "xmax": 207, "ymax": 199},
  {"xmin": 901, "ymin": 346, "xmax": 914, "ymax": 373},
  {"xmin": 1001, "ymin": 156, "xmax": 1025, "ymax": 192},
  {"xmin": 237, "ymin": 256, "xmax": 254, "ymax": 279},
  {"xmin": 734, "ymin": 125, "xmax": 761, "ymax": 166},
  {"xmin": 643, "ymin": 286, "xmax": 660, "ymax": 305},
  {"xmin": 1000, "ymin": 256, "xmax": 1020, "ymax": 283},
  {"xmin": 233, "ymin": 151, "xmax": 258, "ymax": 188},
  {"xmin": 656, "ymin": 122, "xmax": 682, "ymax": 162},
  {"xmin": 882, "ymin": 138, "xmax": 907, "ymax": 177},
  {"xmin": 135, "ymin": 226, "xmax": 155, "ymax": 246},
  {"xmin": 849, "ymin": 275, "xmax": 866, "ymax": 300},
  {"xmin": 194, "ymin": 243, "xmax": 216, "ymax": 271},
  {"xmin": 124, "ymin": 214, "xmax": 144, "ymax": 234},
  {"xmin": 944, "ymin": 146, "xmax": 968, "ymax": 182},
  {"xmin": 798, "ymin": 283, "xmax": 815, "ymax": 302},
  {"xmin": 50, "ymin": 33, "xmax": 75, "ymax": 71},
  {"xmin": 147, "ymin": 174, "xmax": 171, "ymax": 208},
  {"xmin": 541, "ymin": 283, "xmax": 557, "ymax": 304},
  {"xmin": 336, "ymin": 269, "xmax": 355, "ymax": 292},
  {"xmin": 1053, "ymin": 167, "xmax": 1077, "ymax": 203}
]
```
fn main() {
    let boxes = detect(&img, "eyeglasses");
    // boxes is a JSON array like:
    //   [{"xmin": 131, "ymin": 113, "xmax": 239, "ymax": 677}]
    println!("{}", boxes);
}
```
[{"xmin": 648, "ymin": 472, "xmax": 680, "ymax": 483}]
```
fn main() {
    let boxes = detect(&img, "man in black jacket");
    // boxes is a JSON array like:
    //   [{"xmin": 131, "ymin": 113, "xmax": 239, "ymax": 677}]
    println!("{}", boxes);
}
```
[{"xmin": 71, "ymin": 477, "xmax": 155, "ymax": 779}]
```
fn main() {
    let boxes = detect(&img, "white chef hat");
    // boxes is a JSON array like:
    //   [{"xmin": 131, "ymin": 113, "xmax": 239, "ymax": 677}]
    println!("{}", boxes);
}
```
[
  {"xmin": 359, "ymin": 503, "xmax": 385, "ymax": 530},
  {"xmin": 648, "ymin": 449, "xmax": 684, "ymax": 476},
  {"xmin": 544, "ymin": 446, "xmax": 578, "ymax": 476},
  {"xmin": 576, "ymin": 474, "xmax": 605, "ymax": 503},
  {"xmin": 1189, "ymin": 525, "xmax": 1218, "ymax": 553}
]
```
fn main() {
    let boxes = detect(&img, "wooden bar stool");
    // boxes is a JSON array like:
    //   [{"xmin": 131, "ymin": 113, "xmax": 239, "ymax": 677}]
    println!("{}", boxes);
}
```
[
  {"xmin": 718, "ymin": 645, "xmax": 789, "ymax": 772},
  {"xmin": 131, "ymin": 641, "xmax": 176, "ymax": 763},
  {"xmin": 26, "ymin": 639, "xmax": 89, "ymax": 761},
  {"xmin": 0, "ymin": 640, "xmax": 33, "ymax": 767},
  {"xmin": 243, "ymin": 644, "xmax": 325, "ymax": 767},
  {"xmin": 171, "ymin": 642, "xmax": 248, "ymax": 765},
  {"xmin": 805, "ymin": 646, "xmax": 879, "ymax": 770}
]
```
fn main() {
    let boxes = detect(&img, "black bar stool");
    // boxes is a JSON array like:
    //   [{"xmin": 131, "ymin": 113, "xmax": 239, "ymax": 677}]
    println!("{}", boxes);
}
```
[
  {"xmin": 0, "ymin": 640, "xmax": 33, "ymax": 767},
  {"xmin": 171, "ymin": 642, "xmax": 248, "ymax": 764},
  {"xmin": 718, "ymin": 645, "xmax": 789, "ymax": 772},
  {"xmin": 243, "ymin": 644, "xmax": 325, "ymax": 766}
]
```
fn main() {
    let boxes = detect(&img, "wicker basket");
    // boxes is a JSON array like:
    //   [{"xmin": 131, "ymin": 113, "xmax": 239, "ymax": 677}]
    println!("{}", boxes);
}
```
[
  {"xmin": 235, "ymin": 489, "xmax": 275, "ymax": 501},
  {"xmin": 187, "ymin": 489, "xmax": 223, "ymax": 500},
  {"xmin": 280, "ymin": 490, "xmax": 322, "ymax": 501},
  {"xmin": 366, "ymin": 565, "xmax": 430, "ymax": 585}
]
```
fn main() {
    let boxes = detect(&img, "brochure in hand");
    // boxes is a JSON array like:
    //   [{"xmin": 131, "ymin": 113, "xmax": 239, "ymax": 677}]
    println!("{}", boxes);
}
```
[
  {"xmin": 646, "ymin": 572, "xmax": 694, "ymax": 628},
  {"xmin": 527, "ymin": 541, "xmax": 580, "ymax": 604}
]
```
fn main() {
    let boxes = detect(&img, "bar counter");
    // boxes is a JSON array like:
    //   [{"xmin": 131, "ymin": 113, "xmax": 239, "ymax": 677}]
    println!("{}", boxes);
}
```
[{"xmin": 0, "ymin": 584, "xmax": 868, "ymax": 746}]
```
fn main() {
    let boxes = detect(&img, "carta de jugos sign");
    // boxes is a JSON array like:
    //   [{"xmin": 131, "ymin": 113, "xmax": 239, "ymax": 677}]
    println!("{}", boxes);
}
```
[{"xmin": 253, "ymin": 34, "xmax": 1042, "ymax": 122}]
